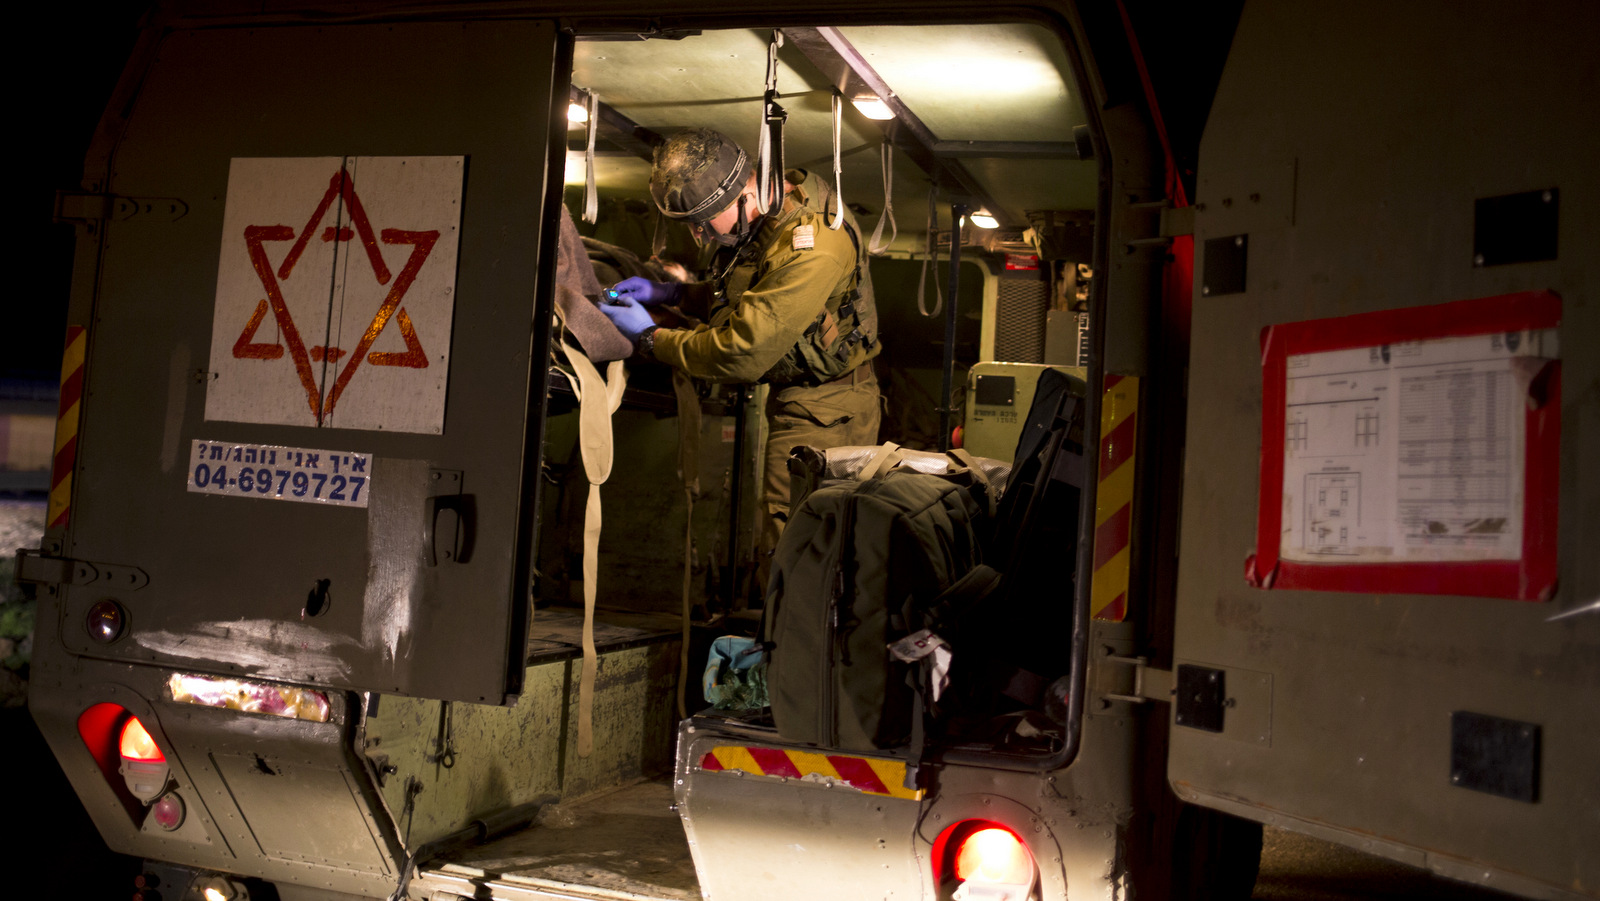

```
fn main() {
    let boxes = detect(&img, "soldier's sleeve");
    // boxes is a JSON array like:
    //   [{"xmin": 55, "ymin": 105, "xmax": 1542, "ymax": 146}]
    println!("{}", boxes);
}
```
[{"xmin": 652, "ymin": 225, "xmax": 853, "ymax": 383}]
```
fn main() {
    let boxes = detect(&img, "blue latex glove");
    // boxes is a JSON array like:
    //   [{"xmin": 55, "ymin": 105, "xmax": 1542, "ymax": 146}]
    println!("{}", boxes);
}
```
[
  {"xmin": 609, "ymin": 276, "xmax": 681, "ymax": 306},
  {"xmin": 599, "ymin": 296, "xmax": 655, "ymax": 342}
]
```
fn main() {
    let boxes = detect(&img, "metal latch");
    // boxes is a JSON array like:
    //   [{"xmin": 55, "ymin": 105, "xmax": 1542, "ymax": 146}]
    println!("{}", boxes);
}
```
[
  {"xmin": 425, "ymin": 469, "xmax": 468, "ymax": 566},
  {"xmin": 53, "ymin": 191, "xmax": 189, "ymax": 224},
  {"xmin": 1100, "ymin": 655, "xmax": 1174, "ymax": 705},
  {"xmin": 14, "ymin": 549, "xmax": 149, "ymax": 591}
]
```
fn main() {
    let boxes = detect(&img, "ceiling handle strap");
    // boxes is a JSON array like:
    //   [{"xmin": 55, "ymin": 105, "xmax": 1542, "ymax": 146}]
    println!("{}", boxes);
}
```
[
  {"xmin": 583, "ymin": 90, "xmax": 600, "ymax": 224},
  {"xmin": 827, "ymin": 91, "xmax": 845, "ymax": 230},
  {"xmin": 867, "ymin": 141, "xmax": 897, "ymax": 254},
  {"xmin": 757, "ymin": 30, "xmax": 786, "ymax": 214},
  {"xmin": 916, "ymin": 183, "xmax": 942, "ymax": 318}
]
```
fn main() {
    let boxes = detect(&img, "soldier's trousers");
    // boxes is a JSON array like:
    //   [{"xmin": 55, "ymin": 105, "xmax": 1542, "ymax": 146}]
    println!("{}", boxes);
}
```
[{"xmin": 758, "ymin": 363, "xmax": 882, "ymax": 595}]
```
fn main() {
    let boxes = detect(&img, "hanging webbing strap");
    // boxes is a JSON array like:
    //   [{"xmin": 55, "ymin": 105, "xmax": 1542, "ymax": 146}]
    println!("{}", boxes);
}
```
[
  {"xmin": 553, "ymin": 336, "xmax": 627, "ymax": 758},
  {"xmin": 756, "ymin": 30, "xmax": 787, "ymax": 214},
  {"xmin": 826, "ymin": 91, "xmax": 845, "ymax": 231},
  {"xmin": 583, "ymin": 91, "xmax": 600, "ymax": 224},
  {"xmin": 916, "ymin": 183, "xmax": 942, "ymax": 317},
  {"xmin": 671, "ymin": 370, "xmax": 702, "ymax": 719},
  {"xmin": 867, "ymin": 142, "xmax": 897, "ymax": 254},
  {"xmin": 947, "ymin": 447, "xmax": 997, "ymax": 516}
]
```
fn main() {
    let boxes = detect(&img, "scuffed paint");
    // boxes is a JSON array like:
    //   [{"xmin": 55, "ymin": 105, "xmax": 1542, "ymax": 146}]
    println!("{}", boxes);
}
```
[
  {"xmin": 135, "ymin": 618, "xmax": 354, "ymax": 678},
  {"xmin": 362, "ymin": 457, "xmax": 425, "ymax": 662}
]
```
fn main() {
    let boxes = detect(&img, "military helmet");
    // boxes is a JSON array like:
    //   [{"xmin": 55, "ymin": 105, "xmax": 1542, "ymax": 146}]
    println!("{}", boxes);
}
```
[{"xmin": 649, "ymin": 129, "xmax": 753, "ymax": 224}]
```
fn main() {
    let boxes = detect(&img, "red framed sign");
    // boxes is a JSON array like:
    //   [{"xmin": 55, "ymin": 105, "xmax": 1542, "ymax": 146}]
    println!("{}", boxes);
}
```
[{"xmin": 1246, "ymin": 291, "xmax": 1561, "ymax": 600}]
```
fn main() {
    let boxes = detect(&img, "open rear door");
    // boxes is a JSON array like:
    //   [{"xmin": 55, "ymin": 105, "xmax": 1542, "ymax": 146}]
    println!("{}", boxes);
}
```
[
  {"xmin": 1171, "ymin": 3, "xmax": 1598, "ymax": 899},
  {"xmin": 59, "ymin": 12, "xmax": 562, "ymax": 704}
]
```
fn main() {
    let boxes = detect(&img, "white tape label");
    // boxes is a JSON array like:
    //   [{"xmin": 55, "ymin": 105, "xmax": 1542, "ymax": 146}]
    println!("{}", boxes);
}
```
[{"xmin": 187, "ymin": 439, "xmax": 371, "ymax": 508}]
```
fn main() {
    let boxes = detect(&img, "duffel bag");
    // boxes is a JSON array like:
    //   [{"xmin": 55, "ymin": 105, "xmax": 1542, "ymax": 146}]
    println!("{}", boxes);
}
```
[{"xmin": 765, "ymin": 468, "xmax": 988, "ymax": 750}]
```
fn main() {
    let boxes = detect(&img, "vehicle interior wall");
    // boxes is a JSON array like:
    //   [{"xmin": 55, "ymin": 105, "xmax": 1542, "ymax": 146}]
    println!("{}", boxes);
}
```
[{"xmin": 534, "ymin": 21, "xmax": 1100, "ymax": 735}]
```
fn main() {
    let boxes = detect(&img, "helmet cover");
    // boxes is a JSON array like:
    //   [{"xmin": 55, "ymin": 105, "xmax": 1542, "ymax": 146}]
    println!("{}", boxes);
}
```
[{"xmin": 649, "ymin": 129, "xmax": 753, "ymax": 224}]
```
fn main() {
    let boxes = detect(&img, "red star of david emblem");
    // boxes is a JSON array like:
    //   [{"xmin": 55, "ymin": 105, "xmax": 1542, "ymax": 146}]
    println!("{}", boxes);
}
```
[{"xmin": 232, "ymin": 168, "xmax": 438, "ymax": 423}]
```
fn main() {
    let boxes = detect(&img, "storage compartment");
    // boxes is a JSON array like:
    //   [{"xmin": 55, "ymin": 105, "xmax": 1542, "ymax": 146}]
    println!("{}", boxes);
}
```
[{"xmin": 364, "ymin": 619, "xmax": 681, "ymax": 849}]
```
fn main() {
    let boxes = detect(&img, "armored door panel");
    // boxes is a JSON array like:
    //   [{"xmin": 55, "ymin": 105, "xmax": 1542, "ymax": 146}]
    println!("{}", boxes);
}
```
[
  {"xmin": 1171, "ymin": 3, "xmax": 1599, "ymax": 899},
  {"xmin": 64, "ymin": 19, "xmax": 559, "ymax": 703}
]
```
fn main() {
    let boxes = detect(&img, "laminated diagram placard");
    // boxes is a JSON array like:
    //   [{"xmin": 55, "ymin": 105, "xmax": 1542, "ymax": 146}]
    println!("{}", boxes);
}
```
[{"xmin": 1248, "ymin": 291, "xmax": 1561, "ymax": 600}]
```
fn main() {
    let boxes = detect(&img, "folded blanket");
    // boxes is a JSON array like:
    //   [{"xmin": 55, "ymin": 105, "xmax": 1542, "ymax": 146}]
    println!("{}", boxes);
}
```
[{"xmin": 554, "ymin": 204, "xmax": 633, "ymax": 363}]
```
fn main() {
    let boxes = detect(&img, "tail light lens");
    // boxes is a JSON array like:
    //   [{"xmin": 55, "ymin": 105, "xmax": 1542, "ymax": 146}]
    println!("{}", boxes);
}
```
[
  {"xmin": 937, "ymin": 821, "xmax": 1037, "ymax": 901},
  {"xmin": 150, "ymin": 792, "xmax": 186, "ymax": 831},
  {"xmin": 116, "ymin": 713, "xmax": 170, "ymax": 802},
  {"xmin": 119, "ymin": 716, "xmax": 165, "ymax": 762},
  {"xmin": 955, "ymin": 827, "xmax": 1034, "ymax": 885}
]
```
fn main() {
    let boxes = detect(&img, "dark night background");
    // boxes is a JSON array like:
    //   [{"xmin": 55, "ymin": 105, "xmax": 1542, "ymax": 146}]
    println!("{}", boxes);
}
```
[{"xmin": 11, "ymin": 7, "xmax": 146, "ymax": 896}]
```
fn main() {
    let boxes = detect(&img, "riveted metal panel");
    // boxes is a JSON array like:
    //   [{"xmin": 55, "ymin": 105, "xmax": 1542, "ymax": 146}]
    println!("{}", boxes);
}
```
[
  {"xmin": 63, "ymin": 18, "xmax": 560, "ymax": 703},
  {"xmin": 1173, "ymin": 2, "xmax": 1600, "ymax": 898}
]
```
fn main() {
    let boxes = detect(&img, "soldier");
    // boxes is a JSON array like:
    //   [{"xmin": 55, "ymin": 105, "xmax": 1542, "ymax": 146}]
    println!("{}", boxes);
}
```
[{"xmin": 600, "ymin": 128, "xmax": 881, "ymax": 586}]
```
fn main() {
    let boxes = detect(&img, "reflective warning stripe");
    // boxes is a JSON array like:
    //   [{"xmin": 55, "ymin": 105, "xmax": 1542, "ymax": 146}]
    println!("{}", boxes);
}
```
[
  {"xmin": 48, "ymin": 327, "xmax": 87, "ymax": 529},
  {"xmin": 1092, "ymin": 375, "xmax": 1138, "ymax": 621},
  {"xmin": 698, "ymin": 745, "xmax": 923, "ymax": 800}
]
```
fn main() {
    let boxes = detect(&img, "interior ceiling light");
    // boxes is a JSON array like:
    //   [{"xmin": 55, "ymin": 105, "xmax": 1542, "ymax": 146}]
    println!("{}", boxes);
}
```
[
  {"xmin": 851, "ymin": 94, "xmax": 895, "ymax": 120},
  {"xmin": 969, "ymin": 210, "xmax": 999, "ymax": 229},
  {"xmin": 567, "ymin": 101, "xmax": 589, "ymax": 124}
]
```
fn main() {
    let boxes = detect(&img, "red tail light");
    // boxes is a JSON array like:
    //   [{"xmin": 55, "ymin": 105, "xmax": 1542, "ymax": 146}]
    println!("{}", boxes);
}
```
[
  {"xmin": 933, "ymin": 820, "xmax": 1038, "ymax": 901},
  {"xmin": 78, "ymin": 703, "xmax": 172, "ymax": 808},
  {"xmin": 119, "ymin": 716, "xmax": 165, "ymax": 762},
  {"xmin": 954, "ymin": 826, "xmax": 1034, "ymax": 885}
]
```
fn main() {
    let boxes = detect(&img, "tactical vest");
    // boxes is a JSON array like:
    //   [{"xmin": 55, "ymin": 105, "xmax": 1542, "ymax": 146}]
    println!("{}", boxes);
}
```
[{"xmin": 714, "ymin": 173, "xmax": 880, "ymax": 386}]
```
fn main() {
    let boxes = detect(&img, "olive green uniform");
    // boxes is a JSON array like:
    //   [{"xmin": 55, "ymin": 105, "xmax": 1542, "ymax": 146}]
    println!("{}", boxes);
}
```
[{"xmin": 650, "ymin": 177, "xmax": 882, "ymax": 572}]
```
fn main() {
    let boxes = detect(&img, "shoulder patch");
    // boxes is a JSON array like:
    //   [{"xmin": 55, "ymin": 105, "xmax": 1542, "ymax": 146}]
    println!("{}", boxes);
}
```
[{"xmin": 792, "ymin": 224, "xmax": 815, "ymax": 251}]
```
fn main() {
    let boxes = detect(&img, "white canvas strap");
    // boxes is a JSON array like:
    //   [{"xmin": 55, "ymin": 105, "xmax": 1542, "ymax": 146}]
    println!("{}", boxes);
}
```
[
  {"xmin": 583, "ymin": 91, "xmax": 600, "ymax": 224},
  {"xmin": 555, "ymin": 336, "xmax": 626, "ymax": 758},
  {"xmin": 857, "ymin": 441, "xmax": 904, "ymax": 481}
]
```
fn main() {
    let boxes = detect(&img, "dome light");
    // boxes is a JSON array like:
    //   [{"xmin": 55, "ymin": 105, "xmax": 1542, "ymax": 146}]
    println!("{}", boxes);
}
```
[
  {"xmin": 851, "ymin": 94, "xmax": 895, "ymax": 120},
  {"xmin": 969, "ymin": 210, "xmax": 999, "ymax": 229}
]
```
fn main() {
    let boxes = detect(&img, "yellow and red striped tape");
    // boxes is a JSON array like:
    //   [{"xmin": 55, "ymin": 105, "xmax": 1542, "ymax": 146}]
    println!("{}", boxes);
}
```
[
  {"xmin": 698, "ymin": 745, "xmax": 923, "ymax": 800},
  {"xmin": 48, "ymin": 326, "xmax": 86, "ymax": 529},
  {"xmin": 1091, "ymin": 375, "xmax": 1138, "ymax": 622}
]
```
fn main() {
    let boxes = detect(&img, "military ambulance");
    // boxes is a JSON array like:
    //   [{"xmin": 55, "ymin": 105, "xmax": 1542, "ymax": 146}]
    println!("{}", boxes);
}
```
[{"xmin": 23, "ymin": 1, "xmax": 1597, "ymax": 899}]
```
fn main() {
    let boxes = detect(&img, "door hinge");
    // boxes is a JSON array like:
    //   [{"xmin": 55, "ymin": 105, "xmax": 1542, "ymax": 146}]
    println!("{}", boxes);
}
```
[
  {"xmin": 1100, "ymin": 655, "xmax": 1174, "ymax": 705},
  {"xmin": 53, "ymin": 191, "xmax": 189, "ymax": 224},
  {"xmin": 14, "ymin": 549, "xmax": 149, "ymax": 591}
]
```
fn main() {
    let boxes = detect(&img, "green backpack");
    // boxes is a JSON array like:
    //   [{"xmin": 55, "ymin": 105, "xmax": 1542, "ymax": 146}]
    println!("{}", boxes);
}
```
[{"xmin": 764, "ymin": 468, "xmax": 989, "ymax": 751}]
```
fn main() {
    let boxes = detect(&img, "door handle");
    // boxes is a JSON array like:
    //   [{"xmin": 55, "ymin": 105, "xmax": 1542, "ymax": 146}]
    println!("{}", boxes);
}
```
[{"xmin": 425, "ymin": 469, "xmax": 472, "ymax": 566}]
